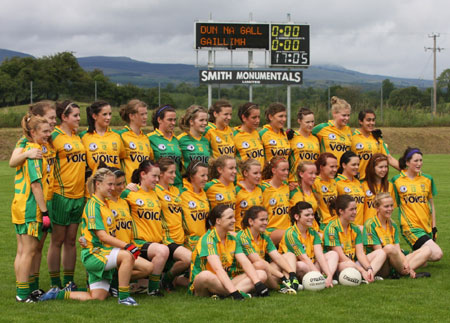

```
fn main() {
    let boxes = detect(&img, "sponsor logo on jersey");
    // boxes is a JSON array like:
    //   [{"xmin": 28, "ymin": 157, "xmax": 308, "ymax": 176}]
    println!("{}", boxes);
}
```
[
  {"xmin": 64, "ymin": 143, "xmax": 73, "ymax": 152},
  {"xmin": 136, "ymin": 198, "xmax": 144, "ymax": 206},
  {"xmin": 106, "ymin": 216, "xmax": 113, "ymax": 226},
  {"xmin": 269, "ymin": 198, "xmax": 277, "ymax": 206},
  {"xmin": 215, "ymin": 193, "xmax": 224, "ymax": 201},
  {"xmin": 328, "ymin": 133, "xmax": 337, "ymax": 140},
  {"xmin": 366, "ymin": 190, "xmax": 373, "ymax": 197},
  {"xmin": 112, "ymin": 209, "xmax": 118, "ymax": 217},
  {"xmin": 240, "ymin": 200, "xmax": 248, "ymax": 208},
  {"xmin": 242, "ymin": 141, "xmax": 250, "ymax": 149},
  {"xmin": 46, "ymin": 164, "xmax": 51, "ymax": 173},
  {"xmin": 344, "ymin": 187, "xmax": 352, "ymax": 193},
  {"xmin": 164, "ymin": 194, "xmax": 171, "ymax": 202},
  {"xmin": 356, "ymin": 143, "xmax": 364, "ymax": 150},
  {"xmin": 215, "ymin": 136, "xmax": 222, "ymax": 143},
  {"xmin": 129, "ymin": 141, "xmax": 136, "ymax": 149},
  {"xmin": 89, "ymin": 143, "xmax": 98, "ymax": 151},
  {"xmin": 296, "ymin": 142, "xmax": 305, "ymax": 149},
  {"xmin": 42, "ymin": 146, "xmax": 48, "ymax": 153},
  {"xmin": 188, "ymin": 201, "xmax": 197, "ymax": 209},
  {"xmin": 321, "ymin": 185, "xmax": 329, "ymax": 193},
  {"xmin": 269, "ymin": 139, "xmax": 277, "ymax": 146},
  {"xmin": 187, "ymin": 144, "xmax": 195, "ymax": 151},
  {"xmin": 400, "ymin": 185, "xmax": 407, "ymax": 193},
  {"xmin": 158, "ymin": 144, "xmax": 166, "ymax": 150}
]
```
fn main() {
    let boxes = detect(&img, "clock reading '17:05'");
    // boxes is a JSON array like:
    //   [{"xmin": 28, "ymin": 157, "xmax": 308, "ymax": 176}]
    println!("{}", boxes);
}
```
[{"xmin": 270, "ymin": 24, "xmax": 310, "ymax": 66}]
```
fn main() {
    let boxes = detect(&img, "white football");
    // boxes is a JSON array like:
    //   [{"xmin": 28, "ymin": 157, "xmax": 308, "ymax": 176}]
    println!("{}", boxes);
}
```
[
  {"xmin": 339, "ymin": 267, "xmax": 362, "ymax": 286},
  {"xmin": 302, "ymin": 271, "xmax": 326, "ymax": 291}
]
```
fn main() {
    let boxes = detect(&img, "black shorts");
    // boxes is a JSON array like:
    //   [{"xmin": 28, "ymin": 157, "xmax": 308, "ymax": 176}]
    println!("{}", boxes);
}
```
[
  {"xmin": 139, "ymin": 242, "xmax": 152, "ymax": 260},
  {"xmin": 168, "ymin": 243, "xmax": 182, "ymax": 259},
  {"xmin": 413, "ymin": 235, "xmax": 431, "ymax": 251}
]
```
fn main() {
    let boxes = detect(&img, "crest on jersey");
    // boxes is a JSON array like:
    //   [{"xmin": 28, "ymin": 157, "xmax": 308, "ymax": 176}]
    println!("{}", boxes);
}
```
[
  {"xmin": 164, "ymin": 194, "xmax": 171, "ymax": 202},
  {"xmin": 269, "ymin": 139, "xmax": 277, "ymax": 146},
  {"xmin": 356, "ymin": 143, "xmax": 364, "ymax": 150},
  {"xmin": 129, "ymin": 141, "xmax": 136, "ymax": 149},
  {"xmin": 400, "ymin": 186, "xmax": 407, "ymax": 193},
  {"xmin": 112, "ymin": 142, "xmax": 118, "ymax": 151},
  {"xmin": 112, "ymin": 209, "xmax": 118, "ymax": 217},
  {"xmin": 366, "ymin": 190, "xmax": 373, "ymax": 197},
  {"xmin": 215, "ymin": 136, "xmax": 222, "ymax": 143},
  {"xmin": 344, "ymin": 187, "xmax": 352, "ymax": 193},
  {"xmin": 158, "ymin": 144, "xmax": 166, "ymax": 150},
  {"xmin": 188, "ymin": 201, "xmax": 197, "ymax": 209},
  {"xmin": 187, "ymin": 144, "xmax": 195, "ymax": 151},
  {"xmin": 47, "ymin": 164, "xmax": 51, "ymax": 172},
  {"xmin": 296, "ymin": 142, "xmax": 305, "ymax": 149},
  {"xmin": 64, "ymin": 143, "xmax": 73, "ymax": 152},
  {"xmin": 42, "ymin": 146, "xmax": 48, "ymax": 154},
  {"xmin": 242, "ymin": 141, "xmax": 250, "ymax": 149},
  {"xmin": 106, "ymin": 216, "xmax": 113, "ymax": 226},
  {"xmin": 215, "ymin": 193, "xmax": 224, "ymax": 201},
  {"xmin": 240, "ymin": 200, "xmax": 248, "ymax": 208},
  {"xmin": 136, "ymin": 199, "xmax": 144, "ymax": 206},
  {"xmin": 328, "ymin": 133, "xmax": 337, "ymax": 140},
  {"xmin": 89, "ymin": 143, "xmax": 98, "ymax": 151},
  {"xmin": 269, "ymin": 198, "xmax": 277, "ymax": 206},
  {"xmin": 321, "ymin": 185, "xmax": 328, "ymax": 193}
]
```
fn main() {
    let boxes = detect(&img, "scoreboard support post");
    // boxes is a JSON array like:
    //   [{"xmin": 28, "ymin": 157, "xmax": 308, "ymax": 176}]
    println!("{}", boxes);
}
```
[{"xmin": 287, "ymin": 84, "xmax": 291, "ymax": 128}]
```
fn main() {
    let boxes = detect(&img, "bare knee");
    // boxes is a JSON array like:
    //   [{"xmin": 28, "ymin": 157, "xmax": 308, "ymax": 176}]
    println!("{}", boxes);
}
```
[{"xmin": 256, "ymin": 269, "xmax": 268, "ymax": 283}]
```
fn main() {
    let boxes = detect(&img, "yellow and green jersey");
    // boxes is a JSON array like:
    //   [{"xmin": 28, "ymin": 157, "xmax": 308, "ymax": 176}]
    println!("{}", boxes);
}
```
[
  {"xmin": 392, "ymin": 171, "xmax": 436, "ymax": 233},
  {"xmin": 204, "ymin": 122, "xmax": 235, "ymax": 159},
  {"xmin": 323, "ymin": 217, "xmax": 362, "ymax": 261},
  {"xmin": 121, "ymin": 187, "xmax": 163, "ymax": 243},
  {"xmin": 279, "ymin": 224, "xmax": 322, "ymax": 262},
  {"xmin": 51, "ymin": 126, "xmax": 86, "ymax": 198},
  {"xmin": 108, "ymin": 197, "xmax": 137, "ymax": 244},
  {"xmin": 361, "ymin": 181, "xmax": 396, "ymax": 223},
  {"xmin": 80, "ymin": 128, "xmax": 125, "ymax": 174},
  {"xmin": 233, "ymin": 126, "xmax": 265, "ymax": 168},
  {"xmin": 189, "ymin": 228, "xmax": 244, "ymax": 294},
  {"xmin": 312, "ymin": 176, "xmax": 338, "ymax": 226},
  {"xmin": 335, "ymin": 174, "xmax": 365, "ymax": 226},
  {"xmin": 148, "ymin": 128, "xmax": 183, "ymax": 187},
  {"xmin": 180, "ymin": 179, "xmax": 210, "ymax": 250},
  {"xmin": 363, "ymin": 216, "xmax": 399, "ymax": 253},
  {"xmin": 261, "ymin": 181, "xmax": 290, "ymax": 230},
  {"xmin": 259, "ymin": 124, "xmax": 290, "ymax": 162},
  {"xmin": 117, "ymin": 126, "xmax": 154, "ymax": 184},
  {"xmin": 11, "ymin": 142, "xmax": 48, "ymax": 224},
  {"xmin": 289, "ymin": 186, "xmax": 320, "ymax": 231},
  {"xmin": 80, "ymin": 194, "xmax": 115, "ymax": 264},
  {"xmin": 237, "ymin": 228, "xmax": 276, "ymax": 258},
  {"xmin": 235, "ymin": 183, "xmax": 263, "ymax": 232},
  {"xmin": 155, "ymin": 184, "xmax": 184, "ymax": 245},
  {"xmin": 204, "ymin": 179, "xmax": 236, "ymax": 211},
  {"xmin": 351, "ymin": 129, "xmax": 390, "ymax": 179},
  {"xmin": 177, "ymin": 132, "xmax": 211, "ymax": 170},
  {"xmin": 312, "ymin": 120, "xmax": 352, "ymax": 162},
  {"xmin": 288, "ymin": 131, "xmax": 320, "ymax": 182}
]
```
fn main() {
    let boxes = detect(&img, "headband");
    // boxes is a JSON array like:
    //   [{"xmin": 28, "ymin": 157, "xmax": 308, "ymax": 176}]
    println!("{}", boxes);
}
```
[
  {"xmin": 63, "ymin": 102, "xmax": 75, "ymax": 115},
  {"xmin": 156, "ymin": 105, "xmax": 172, "ymax": 118},
  {"xmin": 406, "ymin": 149, "xmax": 421, "ymax": 160}
]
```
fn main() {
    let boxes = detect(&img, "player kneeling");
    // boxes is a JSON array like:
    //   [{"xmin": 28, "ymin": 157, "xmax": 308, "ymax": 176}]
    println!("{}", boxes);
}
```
[
  {"xmin": 363, "ymin": 193, "xmax": 431, "ymax": 278},
  {"xmin": 237, "ymin": 206, "xmax": 299, "ymax": 294},
  {"xmin": 41, "ymin": 169, "xmax": 145, "ymax": 306},
  {"xmin": 279, "ymin": 201, "xmax": 338, "ymax": 289},
  {"xmin": 189, "ymin": 205, "xmax": 269, "ymax": 299}
]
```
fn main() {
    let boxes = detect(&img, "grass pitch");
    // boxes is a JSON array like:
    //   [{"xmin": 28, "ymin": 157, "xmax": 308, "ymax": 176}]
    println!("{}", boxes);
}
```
[{"xmin": 0, "ymin": 156, "xmax": 449, "ymax": 322}]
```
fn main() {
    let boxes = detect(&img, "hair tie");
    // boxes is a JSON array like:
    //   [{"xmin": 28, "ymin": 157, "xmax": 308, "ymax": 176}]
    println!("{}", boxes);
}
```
[{"xmin": 406, "ymin": 149, "xmax": 421, "ymax": 160}]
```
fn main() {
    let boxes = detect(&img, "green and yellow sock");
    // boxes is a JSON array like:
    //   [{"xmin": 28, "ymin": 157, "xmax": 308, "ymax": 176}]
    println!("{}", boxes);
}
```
[
  {"xmin": 16, "ymin": 281, "xmax": 30, "ymax": 300},
  {"xmin": 118, "ymin": 286, "xmax": 130, "ymax": 300},
  {"xmin": 148, "ymin": 274, "xmax": 161, "ymax": 292},
  {"xmin": 56, "ymin": 290, "xmax": 70, "ymax": 300},
  {"xmin": 63, "ymin": 271, "xmax": 74, "ymax": 286},
  {"xmin": 29, "ymin": 275, "xmax": 37, "ymax": 291},
  {"xmin": 49, "ymin": 271, "xmax": 61, "ymax": 288}
]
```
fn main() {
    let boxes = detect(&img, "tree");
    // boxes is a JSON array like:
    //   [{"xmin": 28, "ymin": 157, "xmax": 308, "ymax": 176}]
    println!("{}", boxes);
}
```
[
  {"xmin": 437, "ymin": 68, "xmax": 450, "ymax": 101},
  {"xmin": 382, "ymin": 79, "xmax": 395, "ymax": 100}
]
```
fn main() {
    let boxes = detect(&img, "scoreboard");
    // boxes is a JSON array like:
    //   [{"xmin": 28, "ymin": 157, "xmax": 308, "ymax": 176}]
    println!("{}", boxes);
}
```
[{"xmin": 195, "ymin": 22, "xmax": 310, "ymax": 67}]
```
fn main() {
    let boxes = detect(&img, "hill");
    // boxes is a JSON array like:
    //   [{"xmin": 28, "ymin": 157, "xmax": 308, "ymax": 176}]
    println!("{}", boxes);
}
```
[{"xmin": 0, "ymin": 49, "xmax": 34, "ymax": 61}]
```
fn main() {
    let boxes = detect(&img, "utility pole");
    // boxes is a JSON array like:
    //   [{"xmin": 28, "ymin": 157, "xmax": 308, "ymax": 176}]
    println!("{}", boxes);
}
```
[{"xmin": 425, "ymin": 33, "xmax": 443, "ymax": 116}]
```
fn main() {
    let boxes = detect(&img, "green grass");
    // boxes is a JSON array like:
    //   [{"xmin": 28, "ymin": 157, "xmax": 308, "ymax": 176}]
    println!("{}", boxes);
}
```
[{"xmin": 1, "ymin": 156, "xmax": 449, "ymax": 322}]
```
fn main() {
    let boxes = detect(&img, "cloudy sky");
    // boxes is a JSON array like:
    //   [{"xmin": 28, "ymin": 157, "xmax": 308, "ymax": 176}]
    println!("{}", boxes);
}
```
[{"xmin": 1, "ymin": 0, "xmax": 449, "ymax": 79}]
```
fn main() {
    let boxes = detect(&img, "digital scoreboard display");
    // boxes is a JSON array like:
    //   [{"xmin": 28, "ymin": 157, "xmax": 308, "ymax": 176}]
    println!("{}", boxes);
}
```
[
  {"xmin": 270, "ymin": 24, "xmax": 310, "ymax": 66},
  {"xmin": 195, "ymin": 23, "xmax": 270, "ymax": 49}
]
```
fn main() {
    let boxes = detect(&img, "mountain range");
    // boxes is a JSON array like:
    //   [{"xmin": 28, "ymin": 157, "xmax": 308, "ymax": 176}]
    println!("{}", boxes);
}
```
[{"xmin": 0, "ymin": 48, "xmax": 432, "ymax": 89}]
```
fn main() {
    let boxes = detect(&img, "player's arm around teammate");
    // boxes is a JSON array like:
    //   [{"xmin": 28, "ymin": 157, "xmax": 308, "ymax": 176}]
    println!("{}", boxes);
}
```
[
  {"xmin": 280, "ymin": 202, "xmax": 337, "ymax": 288},
  {"xmin": 41, "ymin": 169, "xmax": 139, "ymax": 305},
  {"xmin": 324, "ymin": 195, "xmax": 386, "ymax": 283},
  {"xmin": 238, "ymin": 206, "xmax": 299, "ymax": 293},
  {"xmin": 392, "ymin": 148, "xmax": 443, "ymax": 262},
  {"xmin": 156, "ymin": 158, "xmax": 192, "ymax": 290},
  {"xmin": 190, "ymin": 205, "xmax": 269, "ymax": 299},
  {"xmin": 363, "ymin": 193, "xmax": 431, "ymax": 279}
]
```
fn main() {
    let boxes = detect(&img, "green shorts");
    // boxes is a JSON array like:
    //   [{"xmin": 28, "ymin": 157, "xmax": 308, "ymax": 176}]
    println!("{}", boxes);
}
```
[
  {"xmin": 51, "ymin": 193, "xmax": 85, "ymax": 226},
  {"xmin": 14, "ymin": 222, "xmax": 43, "ymax": 240},
  {"xmin": 401, "ymin": 227, "xmax": 431, "ymax": 249},
  {"xmin": 82, "ymin": 252, "xmax": 114, "ymax": 285}
]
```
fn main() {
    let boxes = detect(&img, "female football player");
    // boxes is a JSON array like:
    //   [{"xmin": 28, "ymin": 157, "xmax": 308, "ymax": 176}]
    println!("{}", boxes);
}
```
[
  {"xmin": 204, "ymin": 100, "xmax": 235, "ymax": 159},
  {"xmin": 259, "ymin": 102, "xmax": 290, "ymax": 162}
]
